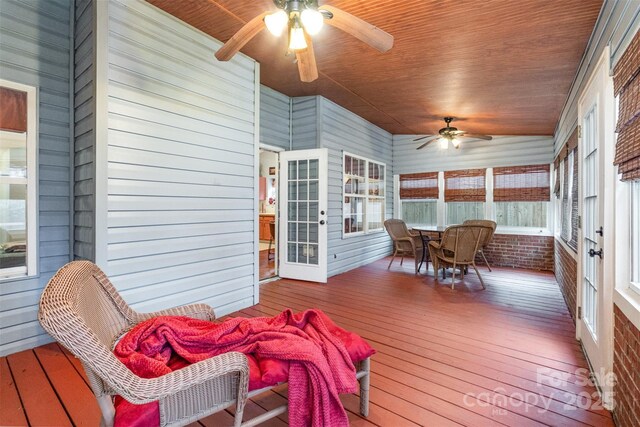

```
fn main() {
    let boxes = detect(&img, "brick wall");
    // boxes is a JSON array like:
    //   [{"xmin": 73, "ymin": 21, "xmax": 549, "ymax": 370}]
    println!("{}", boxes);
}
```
[
  {"xmin": 613, "ymin": 305, "xmax": 640, "ymax": 427},
  {"xmin": 479, "ymin": 234, "xmax": 554, "ymax": 271},
  {"xmin": 554, "ymin": 239, "xmax": 578, "ymax": 323}
]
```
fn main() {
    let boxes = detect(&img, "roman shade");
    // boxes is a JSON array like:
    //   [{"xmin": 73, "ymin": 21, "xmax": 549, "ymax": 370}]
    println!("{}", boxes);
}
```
[
  {"xmin": 0, "ymin": 87, "xmax": 27, "ymax": 132},
  {"xmin": 613, "ymin": 29, "xmax": 640, "ymax": 181},
  {"xmin": 399, "ymin": 172, "xmax": 439, "ymax": 199},
  {"xmin": 444, "ymin": 169, "xmax": 486, "ymax": 202},
  {"xmin": 493, "ymin": 164, "xmax": 550, "ymax": 202}
]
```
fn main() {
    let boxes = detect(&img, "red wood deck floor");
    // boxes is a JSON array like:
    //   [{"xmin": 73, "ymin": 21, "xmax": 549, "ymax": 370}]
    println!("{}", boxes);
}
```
[{"xmin": 1, "ymin": 258, "xmax": 614, "ymax": 426}]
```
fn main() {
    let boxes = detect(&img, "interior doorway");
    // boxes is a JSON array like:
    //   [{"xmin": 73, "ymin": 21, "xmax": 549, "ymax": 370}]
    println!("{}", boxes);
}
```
[{"xmin": 259, "ymin": 147, "xmax": 281, "ymax": 281}]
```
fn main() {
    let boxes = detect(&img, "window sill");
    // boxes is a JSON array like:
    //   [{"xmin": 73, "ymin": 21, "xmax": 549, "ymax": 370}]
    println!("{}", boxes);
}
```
[
  {"xmin": 494, "ymin": 227, "xmax": 553, "ymax": 237},
  {"xmin": 343, "ymin": 229, "xmax": 385, "ymax": 239},
  {"xmin": 0, "ymin": 266, "xmax": 35, "ymax": 282},
  {"xmin": 614, "ymin": 287, "xmax": 640, "ymax": 332}
]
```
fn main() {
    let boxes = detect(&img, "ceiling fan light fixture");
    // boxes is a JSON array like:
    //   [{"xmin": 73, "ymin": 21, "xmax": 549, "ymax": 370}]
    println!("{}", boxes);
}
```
[
  {"xmin": 265, "ymin": 10, "xmax": 288, "ymax": 36},
  {"xmin": 289, "ymin": 18, "xmax": 308, "ymax": 50},
  {"xmin": 301, "ymin": 8, "xmax": 324, "ymax": 35},
  {"xmin": 439, "ymin": 137, "xmax": 449, "ymax": 149},
  {"xmin": 451, "ymin": 138, "xmax": 461, "ymax": 149}
]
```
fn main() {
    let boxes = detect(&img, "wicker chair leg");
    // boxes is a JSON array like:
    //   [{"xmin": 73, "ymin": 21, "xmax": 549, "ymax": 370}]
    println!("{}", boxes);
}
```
[
  {"xmin": 97, "ymin": 395, "xmax": 115, "ymax": 427},
  {"xmin": 359, "ymin": 357, "xmax": 371, "ymax": 416},
  {"xmin": 388, "ymin": 249, "xmax": 397, "ymax": 269},
  {"xmin": 451, "ymin": 263, "xmax": 457, "ymax": 289},
  {"xmin": 472, "ymin": 263, "xmax": 486, "ymax": 289},
  {"xmin": 481, "ymin": 250, "xmax": 492, "ymax": 272}
]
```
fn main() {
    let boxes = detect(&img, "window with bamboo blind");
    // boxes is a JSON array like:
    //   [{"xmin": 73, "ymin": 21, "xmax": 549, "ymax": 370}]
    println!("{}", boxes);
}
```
[
  {"xmin": 613, "ymin": 29, "xmax": 640, "ymax": 182},
  {"xmin": 613, "ymin": 29, "xmax": 640, "ymax": 296},
  {"xmin": 493, "ymin": 164, "xmax": 550, "ymax": 228},
  {"xmin": 399, "ymin": 172, "xmax": 438, "ymax": 225},
  {"xmin": 444, "ymin": 169, "xmax": 485, "ymax": 224},
  {"xmin": 553, "ymin": 127, "xmax": 578, "ymax": 250}
]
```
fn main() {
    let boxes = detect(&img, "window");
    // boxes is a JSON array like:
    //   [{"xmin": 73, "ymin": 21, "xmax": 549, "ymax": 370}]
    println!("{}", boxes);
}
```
[
  {"xmin": 0, "ymin": 81, "xmax": 37, "ymax": 279},
  {"xmin": 343, "ymin": 153, "xmax": 385, "ymax": 236},
  {"xmin": 631, "ymin": 181, "xmax": 640, "ymax": 294},
  {"xmin": 444, "ymin": 169, "xmax": 485, "ymax": 225},
  {"xmin": 493, "ymin": 164, "xmax": 550, "ymax": 229},
  {"xmin": 399, "ymin": 172, "xmax": 438, "ymax": 226},
  {"xmin": 562, "ymin": 151, "xmax": 574, "ymax": 242}
]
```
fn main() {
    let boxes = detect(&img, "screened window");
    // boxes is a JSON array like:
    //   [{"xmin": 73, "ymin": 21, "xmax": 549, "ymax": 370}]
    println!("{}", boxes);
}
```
[
  {"xmin": 493, "ymin": 164, "xmax": 550, "ymax": 229},
  {"xmin": 0, "ymin": 82, "xmax": 37, "ymax": 279},
  {"xmin": 399, "ymin": 172, "xmax": 438, "ymax": 226},
  {"xmin": 444, "ymin": 169, "xmax": 485, "ymax": 225},
  {"xmin": 343, "ymin": 153, "xmax": 385, "ymax": 236}
]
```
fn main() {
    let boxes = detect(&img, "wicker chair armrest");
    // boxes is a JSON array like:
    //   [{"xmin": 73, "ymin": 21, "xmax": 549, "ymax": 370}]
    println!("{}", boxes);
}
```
[
  {"xmin": 135, "ymin": 303, "xmax": 216, "ymax": 322},
  {"xmin": 428, "ymin": 240, "xmax": 442, "ymax": 250},
  {"xmin": 116, "ymin": 351, "xmax": 249, "ymax": 404}
]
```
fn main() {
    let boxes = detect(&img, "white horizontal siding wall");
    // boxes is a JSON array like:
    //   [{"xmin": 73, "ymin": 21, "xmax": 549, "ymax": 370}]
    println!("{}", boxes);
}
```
[
  {"xmin": 555, "ymin": 0, "xmax": 640, "ymax": 152},
  {"xmin": 260, "ymin": 85, "xmax": 290, "ymax": 150},
  {"xmin": 104, "ymin": 0, "xmax": 258, "ymax": 316},
  {"xmin": 74, "ymin": 0, "xmax": 94, "ymax": 261},
  {"xmin": 393, "ymin": 135, "xmax": 554, "ymax": 175},
  {"xmin": 317, "ymin": 97, "xmax": 393, "ymax": 277},
  {"xmin": 0, "ymin": 0, "xmax": 72, "ymax": 355}
]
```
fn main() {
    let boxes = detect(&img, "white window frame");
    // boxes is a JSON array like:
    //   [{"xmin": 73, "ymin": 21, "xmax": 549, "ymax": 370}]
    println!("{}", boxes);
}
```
[
  {"xmin": 342, "ymin": 152, "xmax": 386, "ymax": 238},
  {"xmin": 0, "ymin": 79, "xmax": 38, "ymax": 280},
  {"xmin": 630, "ymin": 180, "xmax": 640, "ymax": 295},
  {"xmin": 397, "ymin": 168, "xmax": 553, "ymax": 235}
]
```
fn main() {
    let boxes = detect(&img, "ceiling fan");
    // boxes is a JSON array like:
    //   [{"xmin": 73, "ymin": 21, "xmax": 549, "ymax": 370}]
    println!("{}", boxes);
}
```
[
  {"xmin": 414, "ymin": 117, "xmax": 493, "ymax": 150},
  {"xmin": 214, "ymin": 0, "xmax": 394, "ymax": 83}
]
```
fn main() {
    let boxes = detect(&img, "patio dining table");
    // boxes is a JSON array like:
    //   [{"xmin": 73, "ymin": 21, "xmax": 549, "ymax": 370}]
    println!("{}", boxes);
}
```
[{"xmin": 410, "ymin": 225, "xmax": 448, "ymax": 272}]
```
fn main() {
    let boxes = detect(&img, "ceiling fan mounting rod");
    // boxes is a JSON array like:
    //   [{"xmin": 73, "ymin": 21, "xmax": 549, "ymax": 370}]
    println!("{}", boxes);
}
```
[{"xmin": 274, "ymin": 0, "xmax": 320, "ymax": 12}]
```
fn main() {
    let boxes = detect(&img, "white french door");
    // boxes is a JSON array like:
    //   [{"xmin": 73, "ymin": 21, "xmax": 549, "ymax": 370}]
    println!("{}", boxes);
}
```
[
  {"xmin": 577, "ymin": 49, "xmax": 615, "ymax": 408},
  {"xmin": 278, "ymin": 149, "xmax": 328, "ymax": 283}
]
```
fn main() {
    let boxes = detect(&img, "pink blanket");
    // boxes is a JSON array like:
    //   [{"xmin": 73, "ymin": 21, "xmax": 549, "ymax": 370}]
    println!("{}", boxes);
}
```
[{"xmin": 113, "ymin": 309, "xmax": 374, "ymax": 427}]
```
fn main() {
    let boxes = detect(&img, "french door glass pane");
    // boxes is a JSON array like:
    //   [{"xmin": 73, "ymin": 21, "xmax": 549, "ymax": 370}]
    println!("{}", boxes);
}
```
[{"xmin": 287, "ymin": 159, "xmax": 320, "ymax": 265}]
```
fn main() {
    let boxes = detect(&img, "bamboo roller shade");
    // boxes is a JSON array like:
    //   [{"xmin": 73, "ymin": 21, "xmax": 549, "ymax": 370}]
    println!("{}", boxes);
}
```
[
  {"xmin": 613, "ymin": 29, "xmax": 640, "ymax": 181},
  {"xmin": 399, "ymin": 172, "xmax": 439, "ymax": 199},
  {"xmin": 444, "ymin": 169, "xmax": 486, "ymax": 202},
  {"xmin": 493, "ymin": 164, "xmax": 550, "ymax": 202},
  {"xmin": 0, "ymin": 87, "xmax": 27, "ymax": 133}
]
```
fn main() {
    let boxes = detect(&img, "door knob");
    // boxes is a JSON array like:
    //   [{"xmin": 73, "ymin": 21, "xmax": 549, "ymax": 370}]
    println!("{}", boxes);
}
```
[
  {"xmin": 588, "ymin": 248, "xmax": 603, "ymax": 258},
  {"xmin": 319, "ymin": 220, "xmax": 326, "ymax": 225}
]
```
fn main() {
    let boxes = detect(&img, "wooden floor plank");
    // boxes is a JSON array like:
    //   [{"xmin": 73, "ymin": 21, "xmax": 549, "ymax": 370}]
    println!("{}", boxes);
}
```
[
  {"xmin": 33, "ymin": 343, "xmax": 102, "ymax": 426},
  {"xmin": 7, "ymin": 349, "xmax": 72, "ymax": 426},
  {"xmin": 0, "ymin": 357, "xmax": 28, "ymax": 427}
]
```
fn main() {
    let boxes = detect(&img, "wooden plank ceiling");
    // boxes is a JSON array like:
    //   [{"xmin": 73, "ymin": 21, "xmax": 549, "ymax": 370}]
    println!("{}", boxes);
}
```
[{"xmin": 147, "ymin": 0, "xmax": 603, "ymax": 136}]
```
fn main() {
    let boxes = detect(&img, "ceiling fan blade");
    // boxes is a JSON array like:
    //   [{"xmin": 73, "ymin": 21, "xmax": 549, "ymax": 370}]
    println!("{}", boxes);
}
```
[
  {"xmin": 296, "ymin": 33, "xmax": 318, "ymax": 83},
  {"xmin": 215, "ymin": 12, "xmax": 268, "ymax": 61},
  {"xmin": 413, "ymin": 135, "xmax": 435, "ymax": 142},
  {"xmin": 320, "ymin": 5, "xmax": 394, "ymax": 53},
  {"xmin": 461, "ymin": 134, "xmax": 493, "ymax": 141},
  {"xmin": 416, "ymin": 136, "xmax": 439, "ymax": 150}
]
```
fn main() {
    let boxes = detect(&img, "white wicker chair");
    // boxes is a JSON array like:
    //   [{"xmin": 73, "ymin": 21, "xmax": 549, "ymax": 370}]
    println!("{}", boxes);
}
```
[{"xmin": 38, "ymin": 260, "xmax": 371, "ymax": 427}]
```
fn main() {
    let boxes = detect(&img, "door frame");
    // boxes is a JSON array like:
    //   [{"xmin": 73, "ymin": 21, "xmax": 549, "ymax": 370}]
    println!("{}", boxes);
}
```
[
  {"xmin": 278, "ymin": 148, "xmax": 329, "ymax": 283},
  {"xmin": 575, "ymin": 46, "xmax": 616, "ymax": 409},
  {"xmin": 258, "ymin": 143, "xmax": 285, "ymax": 284}
]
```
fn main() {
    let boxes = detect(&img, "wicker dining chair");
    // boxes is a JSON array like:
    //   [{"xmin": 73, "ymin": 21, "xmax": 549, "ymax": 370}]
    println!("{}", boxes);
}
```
[
  {"xmin": 384, "ymin": 219, "xmax": 425, "ymax": 273},
  {"xmin": 428, "ymin": 224, "xmax": 492, "ymax": 289},
  {"xmin": 463, "ymin": 219, "xmax": 497, "ymax": 271},
  {"xmin": 38, "ymin": 260, "xmax": 249, "ymax": 427}
]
